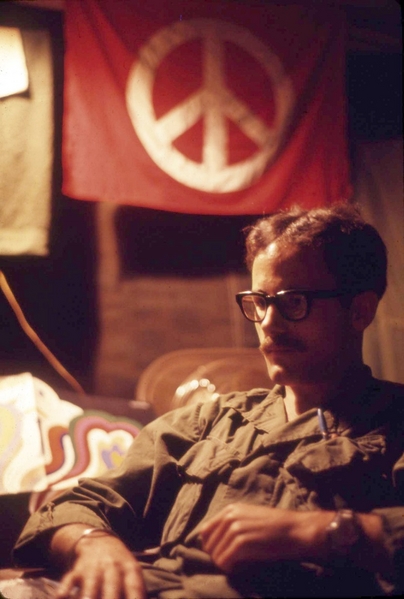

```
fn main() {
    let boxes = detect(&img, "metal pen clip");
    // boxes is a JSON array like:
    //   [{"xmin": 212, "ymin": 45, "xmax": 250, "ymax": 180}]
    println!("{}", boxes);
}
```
[{"xmin": 317, "ymin": 408, "xmax": 329, "ymax": 440}]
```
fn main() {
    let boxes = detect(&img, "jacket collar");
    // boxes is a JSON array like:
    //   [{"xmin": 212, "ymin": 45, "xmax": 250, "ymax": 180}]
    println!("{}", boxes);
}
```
[{"xmin": 225, "ymin": 365, "xmax": 394, "ymax": 445}]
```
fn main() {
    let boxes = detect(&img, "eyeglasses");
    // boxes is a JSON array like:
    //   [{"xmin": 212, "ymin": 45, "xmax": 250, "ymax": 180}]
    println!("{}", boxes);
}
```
[{"xmin": 235, "ymin": 289, "xmax": 349, "ymax": 323}]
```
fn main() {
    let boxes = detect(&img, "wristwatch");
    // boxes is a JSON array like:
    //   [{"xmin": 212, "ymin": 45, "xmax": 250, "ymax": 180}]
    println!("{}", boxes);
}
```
[{"xmin": 326, "ymin": 509, "xmax": 363, "ymax": 558}]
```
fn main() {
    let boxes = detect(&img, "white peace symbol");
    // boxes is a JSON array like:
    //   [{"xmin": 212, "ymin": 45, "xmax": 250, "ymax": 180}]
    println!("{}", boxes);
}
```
[{"xmin": 126, "ymin": 18, "xmax": 295, "ymax": 193}]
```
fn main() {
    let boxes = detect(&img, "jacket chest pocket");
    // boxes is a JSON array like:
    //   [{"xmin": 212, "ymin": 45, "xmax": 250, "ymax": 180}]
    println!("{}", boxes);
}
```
[
  {"xmin": 224, "ymin": 454, "xmax": 281, "ymax": 505},
  {"xmin": 283, "ymin": 433, "xmax": 396, "ymax": 510},
  {"xmin": 161, "ymin": 437, "xmax": 241, "ymax": 545},
  {"xmin": 177, "ymin": 437, "xmax": 241, "ymax": 481}
]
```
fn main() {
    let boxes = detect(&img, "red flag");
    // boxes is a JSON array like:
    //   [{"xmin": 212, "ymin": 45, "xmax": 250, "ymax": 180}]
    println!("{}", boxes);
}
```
[{"xmin": 62, "ymin": 0, "xmax": 351, "ymax": 214}]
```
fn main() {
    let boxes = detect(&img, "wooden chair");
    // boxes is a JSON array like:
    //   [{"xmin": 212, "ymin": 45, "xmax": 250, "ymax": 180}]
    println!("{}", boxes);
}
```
[{"xmin": 135, "ymin": 347, "xmax": 272, "ymax": 416}]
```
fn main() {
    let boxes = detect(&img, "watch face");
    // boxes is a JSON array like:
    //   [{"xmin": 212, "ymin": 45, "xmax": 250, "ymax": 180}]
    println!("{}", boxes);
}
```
[{"xmin": 327, "ymin": 509, "xmax": 362, "ymax": 557}]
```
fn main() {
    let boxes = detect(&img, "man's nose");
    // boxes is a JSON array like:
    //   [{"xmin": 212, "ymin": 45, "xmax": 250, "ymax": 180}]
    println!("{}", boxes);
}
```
[{"xmin": 260, "ymin": 302, "xmax": 286, "ymax": 333}]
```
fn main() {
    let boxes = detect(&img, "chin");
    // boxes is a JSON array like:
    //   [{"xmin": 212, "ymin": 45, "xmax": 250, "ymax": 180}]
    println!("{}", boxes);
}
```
[
  {"xmin": 264, "ymin": 356, "xmax": 309, "ymax": 387},
  {"xmin": 264, "ymin": 360, "xmax": 293, "ymax": 386}
]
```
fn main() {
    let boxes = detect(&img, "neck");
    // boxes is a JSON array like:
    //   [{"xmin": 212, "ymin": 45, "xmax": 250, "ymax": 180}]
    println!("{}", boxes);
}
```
[
  {"xmin": 283, "ymin": 361, "xmax": 368, "ymax": 419},
  {"xmin": 284, "ymin": 382, "xmax": 335, "ymax": 419}
]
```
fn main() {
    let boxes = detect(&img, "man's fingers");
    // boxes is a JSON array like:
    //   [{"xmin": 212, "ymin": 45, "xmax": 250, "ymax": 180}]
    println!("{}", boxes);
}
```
[
  {"xmin": 214, "ymin": 531, "xmax": 261, "ymax": 571},
  {"xmin": 200, "ymin": 507, "xmax": 245, "ymax": 568},
  {"xmin": 58, "ymin": 569, "xmax": 100, "ymax": 599},
  {"xmin": 99, "ymin": 566, "xmax": 122, "ymax": 599},
  {"xmin": 200, "ymin": 504, "xmax": 285, "ymax": 571},
  {"xmin": 200, "ymin": 519, "xmax": 227, "ymax": 555},
  {"xmin": 56, "ymin": 571, "xmax": 81, "ymax": 598},
  {"xmin": 123, "ymin": 565, "xmax": 147, "ymax": 599},
  {"xmin": 206, "ymin": 525, "xmax": 248, "ymax": 570},
  {"xmin": 56, "ymin": 565, "xmax": 146, "ymax": 599}
]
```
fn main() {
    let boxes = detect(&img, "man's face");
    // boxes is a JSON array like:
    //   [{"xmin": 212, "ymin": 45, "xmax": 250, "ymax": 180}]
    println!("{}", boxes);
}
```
[{"xmin": 252, "ymin": 241, "xmax": 357, "ymax": 387}]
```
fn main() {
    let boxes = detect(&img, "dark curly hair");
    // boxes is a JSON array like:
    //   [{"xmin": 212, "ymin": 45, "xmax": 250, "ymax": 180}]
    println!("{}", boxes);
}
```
[{"xmin": 244, "ymin": 203, "xmax": 387, "ymax": 298}]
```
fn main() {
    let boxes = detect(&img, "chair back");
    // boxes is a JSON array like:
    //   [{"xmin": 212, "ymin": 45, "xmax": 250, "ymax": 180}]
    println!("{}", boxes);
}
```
[{"xmin": 135, "ymin": 347, "xmax": 271, "ymax": 416}]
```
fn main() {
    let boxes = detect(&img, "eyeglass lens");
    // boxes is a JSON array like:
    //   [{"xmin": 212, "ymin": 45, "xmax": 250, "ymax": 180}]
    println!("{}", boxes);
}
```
[{"xmin": 241, "ymin": 292, "xmax": 308, "ymax": 322}]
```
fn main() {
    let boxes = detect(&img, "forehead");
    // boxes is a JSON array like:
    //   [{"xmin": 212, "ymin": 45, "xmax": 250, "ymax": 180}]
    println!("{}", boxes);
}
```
[{"xmin": 252, "ymin": 241, "xmax": 337, "ymax": 290}]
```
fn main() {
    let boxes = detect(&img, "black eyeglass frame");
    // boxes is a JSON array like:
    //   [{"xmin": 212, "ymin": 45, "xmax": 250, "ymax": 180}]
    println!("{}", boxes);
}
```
[{"xmin": 235, "ymin": 289, "xmax": 351, "ymax": 323}]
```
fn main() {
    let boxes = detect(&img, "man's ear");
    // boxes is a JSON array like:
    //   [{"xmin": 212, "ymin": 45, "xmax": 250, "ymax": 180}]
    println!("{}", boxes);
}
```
[{"xmin": 349, "ymin": 291, "xmax": 379, "ymax": 332}]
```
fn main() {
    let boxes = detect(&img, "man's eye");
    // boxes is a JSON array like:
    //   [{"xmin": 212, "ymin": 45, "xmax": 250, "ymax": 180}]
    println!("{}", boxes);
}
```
[
  {"xmin": 286, "ymin": 294, "xmax": 304, "ymax": 306},
  {"xmin": 253, "ymin": 296, "xmax": 267, "ymax": 309},
  {"xmin": 282, "ymin": 294, "xmax": 306, "ymax": 312}
]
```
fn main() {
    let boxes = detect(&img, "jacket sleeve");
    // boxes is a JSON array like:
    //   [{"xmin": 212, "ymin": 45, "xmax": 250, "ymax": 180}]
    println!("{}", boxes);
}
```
[
  {"xmin": 372, "ymin": 451, "xmax": 404, "ymax": 593},
  {"xmin": 13, "ymin": 399, "xmax": 222, "ymax": 568}
]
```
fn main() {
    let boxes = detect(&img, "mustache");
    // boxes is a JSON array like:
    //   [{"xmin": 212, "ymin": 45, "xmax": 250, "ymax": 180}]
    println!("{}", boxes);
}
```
[{"xmin": 259, "ymin": 334, "xmax": 305, "ymax": 353}]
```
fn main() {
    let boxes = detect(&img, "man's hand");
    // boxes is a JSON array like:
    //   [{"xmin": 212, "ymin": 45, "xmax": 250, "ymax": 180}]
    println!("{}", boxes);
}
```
[
  {"xmin": 199, "ymin": 503, "xmax": 332, "ymax": 572},
  {"xmin": 51, "ymin": 526, "xmax": 146, "ymax": 599}
]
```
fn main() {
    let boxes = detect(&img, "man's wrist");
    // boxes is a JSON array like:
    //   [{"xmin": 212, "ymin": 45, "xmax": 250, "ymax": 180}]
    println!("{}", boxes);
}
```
[
  {"xmin": 291, "ymin": 511, "xmax": 335, "ymax": 562},
  {"xmin": 321, "ymin": 510, "xmax": 389, "ymax": 572},
  {"xmin": 326, "ymin": 509, "xmax": 363, "ymax": 561},
  {"xmin": 50, "ymin": 524, "xmax": 118, "ymax": 570},
  {"xmin": 68, "ymin": 527, "xmax": 119, "ymax": 567}
]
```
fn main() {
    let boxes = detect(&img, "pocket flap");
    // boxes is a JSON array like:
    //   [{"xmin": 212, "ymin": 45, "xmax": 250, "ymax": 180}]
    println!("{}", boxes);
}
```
[
  {"xmin": 178, "ymin": 437, "xmax": 240, "ymax": 480},
  {"xmin": 285, "ymin": 434, "xmax": 386, "ymax": 477}
]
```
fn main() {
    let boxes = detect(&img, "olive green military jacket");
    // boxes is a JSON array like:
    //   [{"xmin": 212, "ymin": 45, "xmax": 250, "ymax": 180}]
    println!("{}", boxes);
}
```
[{"xmin": 14, "ymin": 370, "xmax": 404, "ymax": 597}]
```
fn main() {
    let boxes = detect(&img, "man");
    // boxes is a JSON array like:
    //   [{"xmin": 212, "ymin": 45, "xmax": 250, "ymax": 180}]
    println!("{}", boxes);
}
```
[{"xmin": 13, "ymin": 203, "xmax": 404, "ymax": 598}]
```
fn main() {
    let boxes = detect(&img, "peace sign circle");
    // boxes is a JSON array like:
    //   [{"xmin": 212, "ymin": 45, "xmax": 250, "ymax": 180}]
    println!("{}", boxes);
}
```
[{"xmin": 126, "ymin": 18, "xmax": 295, "ymax": 193}]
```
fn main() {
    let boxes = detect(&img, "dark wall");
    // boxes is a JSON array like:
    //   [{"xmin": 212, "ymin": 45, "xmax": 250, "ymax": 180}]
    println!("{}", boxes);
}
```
[
  {"xmin": 0, "ymin": 4, "xmax": 98, "ymax": 391},
  {"xmin": 0, "ymin": 3, "xmax": 402, "ymax": 396}
]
